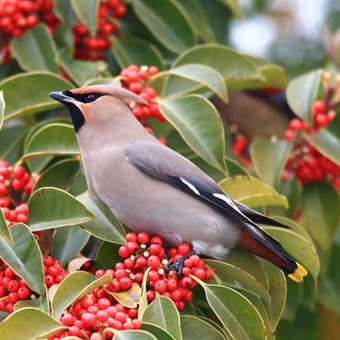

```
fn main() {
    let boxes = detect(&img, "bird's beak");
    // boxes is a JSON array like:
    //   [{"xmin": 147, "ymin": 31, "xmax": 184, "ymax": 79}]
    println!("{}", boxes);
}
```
[{"xmin": 49, "ymin": 91, "xmax": 74, "ymax": 104}]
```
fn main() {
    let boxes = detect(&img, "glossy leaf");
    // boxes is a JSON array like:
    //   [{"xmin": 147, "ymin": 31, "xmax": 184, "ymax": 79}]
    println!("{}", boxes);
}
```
[
  {"xmin": 23, "ymin": 123, "xmax": 79, "ymax": 162},
  {"xmin": 181, "ymin": 315, "xmax": 226, "ymax": 340},
  {"xmin": 114, "ymin": 330, "xmax": 158, "ymax": 340},
  {"xmin": 309, "ymin": 115, "xmax": 340, "ymax": 164},
  {"xmin": 0, "ymin": 208, "xmax": 12, "ymax": 244},
  {"xmin": 70, "ymin": 0, "xmax": 100, "ymax": 36},
  {"xmin": 28, "ymin": 187, "xmax": 94, "ymax": 231},
  {"xmin": 51, "ymin": 271, "xmax": 112, "ymax": 319},
  {"xmin": 59, "ymin": 50, "xmax": 107, "ymax": 86},
  {"xmin": 95, "ymin": 241, "xmax": 121, "ymax": 270},
  {"xmin": 78, "ymin": 191, "xmax": 127, "ymax": 244},
  {"xmin": 155, "ymin": 64, "xmax": 228, "ymax": 102},
  {"xmin": 200, "ymin": 282, "xmax": 266, "ymax": 340},
  {"xmin": 0, "ymin": 72, "xmax": 73, "ymax": 121},
  {"xmin": 250, "ymin": 138, "xmax": 292, "ymax": 187},
  {"xmin": 225, "ymin": 249, "xmax": 269, "ymax": 291},
  {"xmin": 34, "ymin": 158, "xmax": 82, "ymax": 191},
  {"xmin": 141, "ymin": 295, "xmax": 182, "ymax": 340},
  {"xmin": 160, "ymin": 95, "xmax": 227, "ymax": 174},
  {"xmin": 219, "ymin": 176, "xmax": 288, "ymax": 208},
  {"xmin": 112, "ymin": 39, "xmax": 165, "ymax": 70},
  {"xmin": 132, "ymin": 0, "xmax": 196, "ymax": 53},
  {"xmin": 301, "ymin": 182, "xmax": 340, "ymax": 251},
  {"xmin": 265, "ymin": 227, "xmax": 320, "ymax": 281},
  {"xmin": 0, "ymin": 224, "xmax": 45, "ymax": 294},
  {"xmin": 206, "ymin": 259, "xmax": 270, "ymax": 315},
  {"xmin": 261, "ymin": 262, "xmax": 287, "ymax": 331},
  {"xmin": 52, "ymin": 226, "xmax": 90, "ymax": 266},
  {"xmin": 178, "ymin": 0, "xmax": 217, "ymax": 42},
  {"xmin": 286, "ymin": 69, "xmax": 323, "ymax": 124},
  {"xmin": 0, "ymin": 91, "xmax": 4, "ymax": 130},
  {"xmin": 11, "ymin": 24, "xmax": 59, "ymax": 72},
  {"xmin": 219, "ymin": 0, "xmax": 242, "ymax": 20},
  {"xmin": 142, "ymin": 323, "xmax": 176, "ymax": 340},
  {"xmin": 0, "ymin": 308, "xmax": 64, "ymax": 340}
]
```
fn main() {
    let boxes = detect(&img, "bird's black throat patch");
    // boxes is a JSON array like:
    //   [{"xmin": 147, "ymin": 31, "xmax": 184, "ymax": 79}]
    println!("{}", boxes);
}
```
[{"xmin": 63, "ymin": 101, "xmax": 85, "ymax": 133}]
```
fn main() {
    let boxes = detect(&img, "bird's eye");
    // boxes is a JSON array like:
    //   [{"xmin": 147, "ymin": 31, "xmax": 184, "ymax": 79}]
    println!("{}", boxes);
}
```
[{"xmin": 84, "ymin": 93, "xmax": 101, "ymax": 103}]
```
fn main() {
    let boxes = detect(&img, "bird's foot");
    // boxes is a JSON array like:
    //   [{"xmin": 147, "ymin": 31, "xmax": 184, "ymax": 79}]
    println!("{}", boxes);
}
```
[{"xmin": 166, "ymin": 250, "xmax": 196, "ymax": 279}]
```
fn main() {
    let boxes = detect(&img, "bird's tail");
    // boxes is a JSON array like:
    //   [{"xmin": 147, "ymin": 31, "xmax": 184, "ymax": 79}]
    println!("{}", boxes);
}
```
[{"xmin": 238, "ymin": 226, "xmax": 308, "ymax": 283}]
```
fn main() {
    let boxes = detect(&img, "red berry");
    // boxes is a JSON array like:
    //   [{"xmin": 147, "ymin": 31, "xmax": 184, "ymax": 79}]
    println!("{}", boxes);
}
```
[
  {"xmin": 125, "ymin": 232, "xmax": 138, "ymax": 242},
  {"xmin": 154, "ymin": 279, "xmax": 167, "ymax": 293},
  {"xmin": 284, "ymin": 129, "xmax": 295, "ymax": 140},
  {"xmin": 82, "ymin": 312, "xmax": 97, "ymax": 327},
  {"xmin": 147, "ymin": 255, "xmax": 161, "ymax": 269},
  {"xmin": 61, "ymin": 313, "xmax": 76, "ymax": 326},
  {"xmin": 177, "ymin": 242, "xmax": 192, "ymax": 255},
  {"xmin": 137, "ymin": 231, "xmax": 150, "ymax": 244},
  {"xmin": 119, "ymin": 277, "xmax": 132, "ymax": 290},
  {"xmin": 289, "ymin": 118, "xmax": 303, "ymax": 131},
  {"xmin": 315, "ymin": 114, "xmax": 330, "ymax": 127},
  {"xmin": 311, "ymin": 100, "xmax": 326, "ymax": 116}
]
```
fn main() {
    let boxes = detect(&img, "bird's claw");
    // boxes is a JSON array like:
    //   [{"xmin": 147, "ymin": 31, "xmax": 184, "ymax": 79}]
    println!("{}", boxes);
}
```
[{"xmin": 165, "ymin": 250, "xmax": 196, "ymax": 279}]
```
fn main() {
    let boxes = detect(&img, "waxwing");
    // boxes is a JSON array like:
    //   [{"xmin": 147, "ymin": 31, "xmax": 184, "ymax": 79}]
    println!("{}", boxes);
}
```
[{"xmin": 49, "ymin": 85, "xmax": 307, "ymax": 282}]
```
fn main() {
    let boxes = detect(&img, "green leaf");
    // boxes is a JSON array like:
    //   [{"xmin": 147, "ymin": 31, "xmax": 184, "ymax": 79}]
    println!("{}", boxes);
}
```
[
  {"xmin": 70, "ymin": 0, "xmax": 100, "ymax": 36},
  {"xmin": 0, "ymin": 72, "xmax": 73, "ymax": 121},
  {"xmin": 260, "ymin": 262, "xmax": 286, "ymax": 331},
  {"xmin": 142, "ymin": 323, "xmax": 176, "ymax": 340},
  {"xmin": 264, "ymin": 227, "xmax": 320, "ymax": 282},
  {"xmin": 165, "ymin": 44, "xmax": 260, "ymax": 97},
  {"xmin": 52, "ymin": 226, "xmax": 90, "ymax": 266},
  {"xmin": 59, "ymin": 50, "xmax": 107, "ymax": 86},
  {"xmin": 301, "ymin": 182, "xmax": 340, "ymax": 251},
  {"xmin": 95, "ymin": 241, "xmax": 121, "ymax": 270},
  {"xmin": 114, "ymin": 330, "xmax": 158, "ymax": 340},
  {"xmin": 177, "ymin": 0, "xmax": 217, "ymax": 42},
  {"xmin": 219, "ymin": 176, "xmax": 288, "ymax": 208},
  {"xmin": 286, "ymin": 69, "xmax": 323, "ymax": 124},
  {"xmin": 51, "ymin": 271, "xmax": 112, "ymax": 319},
  {"xmin": 23, "ymin": 123, "xmax": 79, "ymax": 162},
  {"xmin": 112, "ymin": 39, "xmax": 165, "ymax": 70},
  {"xmin": 141, "ymin": 295, "xmax": 182, "ymax": 340},
  {"xmin": 78, "ymin": 191, "xmax": 127, "ymax": 244},
  {"xmin": 200, "ymin": 283, "xmax": 266, "ymax": 340},
  {"xmin": 0, "ymin": 224, "xmax": 45, "ymax": 295},
  {"xmin": 0, "ymin": 307, "xmax": 64, "ymax": 340},
  {"xmin": 0, "ymin": 91, "xmax": 4, "ymax": 130},
  {"xmin": 28, "ymin": 187, "xmax": 94, "ymax": 231},
  {"xmin": 132, "ymin": 0, "xmax": 196, "ymax": 53},
  {"xmin": 0, "ymin": 208, "xmax": 12, "ymax": 244},
  {"xmin": 11, "ymin": 24, "xmax": 59, "ymax": 72},
  {"xmin": 250, "ymin": 138, "xmax": 292, "ymax": 187},
  {"xmin": 309, "ymin": 115, "xmax": 340, "ymax": 164},
  {"xmin": 155, "ymin": 64, "xmax": 228, "ymax": 102},
  {"xmin": 160, "ymin": 95, "xmax": 227, "ymax": 174},
  {"xmin": 219, "ymin": 0, "xmax": 242, "ymax": 20},
  {"xmin": 226, "ymin": 248, "xmax": 269, "ymax": 291},
  {"xmin": 34, "ymin": 158, "xmax": 82, "ymax": 191},
  {"xmin": 181, "ymin": 315, "xmax": 226, "ymax": 340},
  {"xmin": 206, "ymin": 259, "xmax": 271, "ymax": 316}
]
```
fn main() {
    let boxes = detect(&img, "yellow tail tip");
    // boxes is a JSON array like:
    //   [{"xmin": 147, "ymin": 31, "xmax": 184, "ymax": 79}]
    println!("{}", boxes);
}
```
[{"xmin": 288, "ymin": 263, "xmax": 308, "ymax": 283}]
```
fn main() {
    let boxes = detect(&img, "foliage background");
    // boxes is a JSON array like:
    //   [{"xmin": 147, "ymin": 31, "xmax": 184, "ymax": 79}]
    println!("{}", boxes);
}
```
[{"xmin": 0, "ymin": 0, "xmax": 339, "ymax": 339}]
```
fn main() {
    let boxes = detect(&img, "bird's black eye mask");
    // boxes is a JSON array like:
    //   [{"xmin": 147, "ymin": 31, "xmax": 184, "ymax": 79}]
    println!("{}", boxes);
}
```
[{"xmin": 63, "ymin": 90, "xmax": 103, "ymax": 103}]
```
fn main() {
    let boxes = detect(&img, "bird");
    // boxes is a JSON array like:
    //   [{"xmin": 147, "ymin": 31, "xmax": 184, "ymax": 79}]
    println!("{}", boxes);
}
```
[{"xmin": 49, "ymin": 85, "xmax": 307, "ymax": 283}]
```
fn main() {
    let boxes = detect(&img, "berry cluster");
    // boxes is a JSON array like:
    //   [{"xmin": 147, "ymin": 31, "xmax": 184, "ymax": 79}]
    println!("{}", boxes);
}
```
[
  {"xmin": 0, "ymin": 255, "xmax": 67, "ymax": 314},
  {"xmin": 232, "ymin": 134, "xmax": 252, "ymax": 167},
  {"xmin": 50, "ymin": 232, "xmax": 213, "ymax": 339},
  {"xmin": 50, "ymin": 292, "xmax": 141, "ymax": 339},
  {"xmin": 116, "ymin": 232, "xmax": 213, "ymax": 310},
  {"xmin": 0, "ymin": 0, "xmax": 59, "ymax": 62},
  {"xmin": 43, "ymin": 255, "xmax": 67, "ymax": 288},
  {"xmin": 120, "ymin": 64, "xmax": 166, "ymax": 121},
  {"xmin": 0, "ymin": 260, "xmax": 32, "ymax": 314},
  {"xmin": 73, "ymin": 0, "xmax": 126, "ymax": 60},
  {"xmin": 284, "ymin": 100, "xmax": 337, "ymax": 140},
  {"xmin": 283, "ymin": 141, "xmax": 340, "ymax": 188},
  {"xmin": 0, "ymin": 161, "xmax": 38, "ymax": 226}
]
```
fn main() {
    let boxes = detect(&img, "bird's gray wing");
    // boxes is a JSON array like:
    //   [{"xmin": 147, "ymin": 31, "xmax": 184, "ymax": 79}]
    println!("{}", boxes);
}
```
[{"xmin": 124, "ymin": 141, "xmax": 285, "ymax": 248}]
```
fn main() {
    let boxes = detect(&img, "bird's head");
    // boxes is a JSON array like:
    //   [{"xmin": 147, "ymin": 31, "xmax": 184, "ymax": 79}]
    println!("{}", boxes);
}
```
[{"xmin": 49, "ymin": 85, "xmax": 147, "ymax": 132}]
